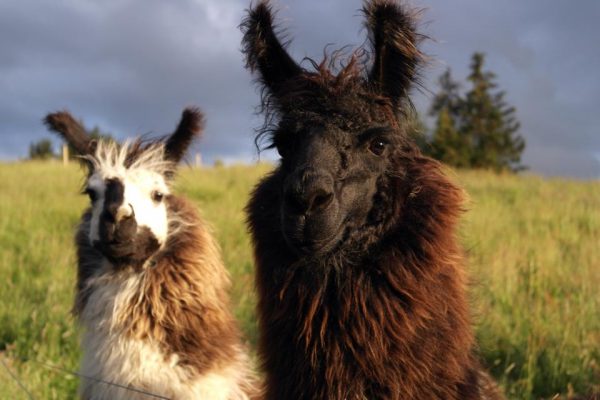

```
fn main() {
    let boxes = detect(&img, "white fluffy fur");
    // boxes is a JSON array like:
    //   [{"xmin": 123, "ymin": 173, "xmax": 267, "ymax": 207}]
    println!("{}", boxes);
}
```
[
  {"xmin": 79, "ymin": 265, "xmax": 253, "ymax": 400},
  {"xmin": 84, "ymin": 141, "xmax": 171, "ymax": 245}
]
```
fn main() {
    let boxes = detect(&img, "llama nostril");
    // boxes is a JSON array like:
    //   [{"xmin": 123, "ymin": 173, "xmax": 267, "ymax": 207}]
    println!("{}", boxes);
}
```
[
  {"xmin": 285, "ymin": 169, "xmax": 335, "ymax": 215},
  {"xmin": 102, "ymin": 208, "xmax": 116, "ymax": 223},
  {"xmin": 116, "ymin": 203, "xmax": 134, "ymax": 222},
  {"xmin": 284, "ymin": 188, "xmax": 334, "ymax": 215},
  {"xmin": 285, "ymin": 190, "xmax": 308, "ymax": 214}
]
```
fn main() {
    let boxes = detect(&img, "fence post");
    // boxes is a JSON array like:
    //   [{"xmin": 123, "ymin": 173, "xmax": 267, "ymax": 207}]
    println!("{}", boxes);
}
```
[{"xmin": 62, "ymin": 144, "xmax": 69, "ymax": 166}]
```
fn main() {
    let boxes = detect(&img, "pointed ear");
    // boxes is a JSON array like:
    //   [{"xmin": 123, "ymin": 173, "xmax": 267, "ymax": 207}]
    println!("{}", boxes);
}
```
[
  {"xmin": 241, "ymin": 0, "xmax": 302, "ymax": 97},
  {"xmin": 364, "ymin": 0, "xmax": 423, "ymax": 105},
  {"xmin": 44, "ymin": 111, "xmax": 94, "ymax": 155},
  {"xmin": 164, "ymin": 107, "xmax": 204, "ymax": 163}
]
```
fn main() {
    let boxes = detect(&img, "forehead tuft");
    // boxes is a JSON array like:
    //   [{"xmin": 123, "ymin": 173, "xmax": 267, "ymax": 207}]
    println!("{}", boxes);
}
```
[
  {"xmin": 277, "ymin": 69, "xmax": 398, "ymax": 131},
  {"xmin": 83, "ymin": 140, "xmax": 173, "ymax": 179}
]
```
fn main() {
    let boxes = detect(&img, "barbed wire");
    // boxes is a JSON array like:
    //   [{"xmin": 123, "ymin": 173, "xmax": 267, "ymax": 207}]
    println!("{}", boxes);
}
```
[
  {"xmin": 1, "ymin": 354, "xmax": 171, "ymax": 400},
  {"xmin": 0, "ymin": 356, "xmax": 35, "ymax": 399}
]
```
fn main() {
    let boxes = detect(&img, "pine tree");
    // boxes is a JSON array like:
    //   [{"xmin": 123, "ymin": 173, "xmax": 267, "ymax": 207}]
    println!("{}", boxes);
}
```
[
  {"xmin": 429, "ymin": 69, "xmax": 462, "ymax": 119},
  {"xmin": 428, "ymin": 68, "xmax": 471, "ymax": 167},
  {"xmin": 426, "ymin": 53, "xmax": 526, "ymax": 172},
  {"xmin": 430, "ymin": 107, "xmax": 470, "ymax": 167},
  {"xmin": 461, "ymin": 52, "xmax": 525, "ymax": 171}
]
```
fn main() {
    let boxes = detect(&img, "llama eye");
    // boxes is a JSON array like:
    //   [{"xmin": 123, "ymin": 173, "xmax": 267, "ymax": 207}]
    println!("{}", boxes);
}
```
[
  {"xmin": 152, "ymin": 191, "xmax": 164, "ymax": 203},
  {"xmin": 274, "ymin": 139, "xmax": 290, "ymax": 159},
  {"xmin": 273, "ymin": 133, "xmax": 298, "ymax": 159},
  {"xmin": 276, "ymin": 145, "xmax": 288, "ymax": 159},
  {"xmin": 368, "ymin": 138, "xmax": 387, "ymax": 156},
  {"xmin": 84, "ymin": 188, "xmax": 98, "ymax": 203}
]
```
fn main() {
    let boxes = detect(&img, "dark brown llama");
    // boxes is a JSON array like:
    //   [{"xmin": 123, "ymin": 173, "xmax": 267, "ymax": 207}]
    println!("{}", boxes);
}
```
[
  {"xmin": 242, "ymin": 1, "xmax": 504, "ymax": 399},
  {"xmin": 45, "ymin": 108, "xmax": 259, "ymax": 400}
]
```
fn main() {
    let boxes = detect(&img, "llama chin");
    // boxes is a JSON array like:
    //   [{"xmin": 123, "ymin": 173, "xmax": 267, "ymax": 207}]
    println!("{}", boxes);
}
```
[
  {"xmin": 242, "ymin": 1, "xmax": 504, "ymax": 399},
  {"xmin": 45, "ymin": 108, "xmax": 260, "ymax": 400}
]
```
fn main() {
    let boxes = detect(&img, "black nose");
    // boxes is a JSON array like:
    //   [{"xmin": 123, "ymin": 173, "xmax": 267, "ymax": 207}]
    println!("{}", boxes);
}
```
[
  {"xmin": 99, "ymin": 178, "xmax": 136, "ymax": 243},
  {"xmin": 284, "ymin": 169, "xmax": 334, "ymax": 215},
  {"xmin": 102, "ymin": 178, "xmax": 125, "ymax": 222}
]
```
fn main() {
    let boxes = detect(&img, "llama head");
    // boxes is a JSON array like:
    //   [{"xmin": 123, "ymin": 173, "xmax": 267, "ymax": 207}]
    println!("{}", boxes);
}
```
[
  {"xmin": 45, "ymin": 108, "xmax": 203, "ymax": 267},
  {"xmin": 242, "ymin": 0, "xmax": 424, "ymax": 256}
]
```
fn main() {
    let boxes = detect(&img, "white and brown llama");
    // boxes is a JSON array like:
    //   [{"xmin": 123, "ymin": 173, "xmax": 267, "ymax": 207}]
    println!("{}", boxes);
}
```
[{"xmin": 45, "ymin": 108, "xmax": 259, "ymax": 400}]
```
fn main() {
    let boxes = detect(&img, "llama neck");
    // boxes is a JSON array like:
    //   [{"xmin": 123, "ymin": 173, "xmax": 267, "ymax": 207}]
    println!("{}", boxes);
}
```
[
  {"xmin": 257, "ymin": 248, "xmax": 475, "ymax": 399},
  {"xmin": 75, "ymin": 196, "xmax": 242, "ymax": 377}
]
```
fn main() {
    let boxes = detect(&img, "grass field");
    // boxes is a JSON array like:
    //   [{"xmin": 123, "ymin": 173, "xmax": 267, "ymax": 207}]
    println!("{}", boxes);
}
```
[{"xmin": 0, "ymin": 161, "xmax": 598, "ymax": 399}]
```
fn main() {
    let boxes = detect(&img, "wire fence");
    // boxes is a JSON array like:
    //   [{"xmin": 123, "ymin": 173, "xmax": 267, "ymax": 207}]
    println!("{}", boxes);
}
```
[
  {"xmin": 0, "ymin": 357, "xmax": 34, "ymax": 400},
  {"xmin": 0, "ymin": 354, "xmax": 171, "ymax": 400}
]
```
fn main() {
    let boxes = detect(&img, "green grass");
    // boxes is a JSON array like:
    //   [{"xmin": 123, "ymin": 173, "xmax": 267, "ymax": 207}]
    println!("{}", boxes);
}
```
[{"xmin": 0, "ymin": 161, "xmax": 598, "ymax": 399}]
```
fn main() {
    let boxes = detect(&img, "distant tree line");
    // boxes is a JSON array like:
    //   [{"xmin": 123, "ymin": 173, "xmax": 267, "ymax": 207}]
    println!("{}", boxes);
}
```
[
  {"xmin": 29, "ymin": 126, "xmax": 114, "ymax": 160},
  {"xmin": 28, "ymin": 139, "xmax": 55, "ymax": 160},
  {"xmin": 417, "ymin": 52, "xmax": 526, "ymax": 172}
]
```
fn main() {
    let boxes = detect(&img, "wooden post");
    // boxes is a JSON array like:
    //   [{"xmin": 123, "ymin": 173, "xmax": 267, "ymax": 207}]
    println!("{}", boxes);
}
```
[
  {"xmin": 195, "ymin": 153, "xmax": 202, "ymax": 168},
  {"xmin": 62, "ymin": 144, "xmax": 69, "ymax": 166}
]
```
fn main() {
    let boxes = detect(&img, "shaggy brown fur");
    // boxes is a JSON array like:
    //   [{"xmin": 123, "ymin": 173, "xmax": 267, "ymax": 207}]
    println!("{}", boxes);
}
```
[
  {"xmin": 247, "ymin": 159, "xmax": 502, "ymax": 400},
  {"xmin": 74, "ymin": 196, "xmax": 245, "ymax": 375},
  {"xmin": 242, "ymin": 1, "xmax": 504, "ymax": 399}
]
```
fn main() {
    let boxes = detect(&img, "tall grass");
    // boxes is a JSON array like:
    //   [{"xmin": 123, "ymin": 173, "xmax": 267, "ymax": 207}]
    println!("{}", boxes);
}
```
[
  {"xmin": 0, "ymin": 161, "xmax": 598, "ymax": 399},
  {"xmin": 461, "ymin": 171, "xmax": 600, "ymax": 398}
]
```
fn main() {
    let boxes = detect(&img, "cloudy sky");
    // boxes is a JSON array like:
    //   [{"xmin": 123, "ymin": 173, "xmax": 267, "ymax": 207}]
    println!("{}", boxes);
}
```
[{"xmin": 1, "ymin": 0, "xmax": 598, "ymax": 178}]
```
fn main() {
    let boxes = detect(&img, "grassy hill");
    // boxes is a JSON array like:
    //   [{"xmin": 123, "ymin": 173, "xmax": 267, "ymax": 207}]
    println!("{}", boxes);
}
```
[{"xmin": 0, "ymin": 161, "xmax": 598, "ymax": 399}]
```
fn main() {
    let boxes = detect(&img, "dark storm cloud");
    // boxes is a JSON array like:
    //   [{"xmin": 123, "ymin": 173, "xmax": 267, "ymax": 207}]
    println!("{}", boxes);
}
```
[
  {"xmin": 0, "ymin": 0, "xmax": 598, "ymax": 177},
  {"xmin": 0, "ymin": 0, "xmax": 255, "ymax": 163}
]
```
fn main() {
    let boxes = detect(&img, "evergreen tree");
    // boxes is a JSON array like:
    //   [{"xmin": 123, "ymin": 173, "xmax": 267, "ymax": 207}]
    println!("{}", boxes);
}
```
[
  {"xmin": 430, "ymin": 107, "xmax": 470, "ymax": 167},
  {"xmin": 429, "ymin": 68, "xmax": 463, "ymax": 119},
  {"xmin": 426, "ymin": 53, "xmax": 526, "ymax": 172},
  {"xmin": 461, "ymin": 52, "xmax": 525, "ymax": 171},
  {"xmin": 427, "ymin": 69, "xmax": 472, "ymax": 167},
  {"xmin": 28, "ymin": 138, "xmax": 55, "ymax": 160}
]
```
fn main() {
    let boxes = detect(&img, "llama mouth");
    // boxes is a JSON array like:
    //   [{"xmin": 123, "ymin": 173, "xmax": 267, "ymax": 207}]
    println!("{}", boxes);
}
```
[
  {"xmin": 94, "ymin": 226, "xmax": 161, "ymax": 266},
  {"xmin": 94, "ymin": 240, "xmax": 135, "ymax": 258},
  {"xmin": 284, "ymin": 223, "xmax": 345, "ymax": 256}
]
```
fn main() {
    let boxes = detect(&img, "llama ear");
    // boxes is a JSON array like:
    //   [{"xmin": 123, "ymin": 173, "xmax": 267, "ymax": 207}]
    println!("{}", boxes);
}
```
[
  {"xmin": 364, "ymin": 0, "xmax": 423, "ymax": 105},
  {"xmin": 241, "ymin": 0, "xmax": 302, "ymax": 97},
  {"xmin": 44, "ymin": 111, "xmax": 95, "ymax": 155},
  {"xmin": 164, "ymin": 107, "xmax": 204, "ymax": 163}
]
